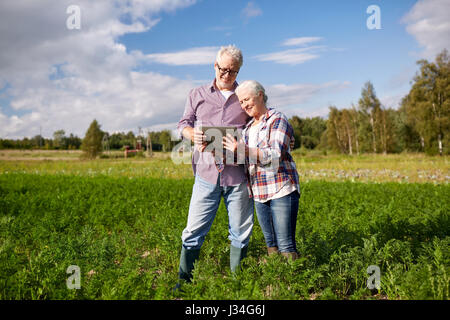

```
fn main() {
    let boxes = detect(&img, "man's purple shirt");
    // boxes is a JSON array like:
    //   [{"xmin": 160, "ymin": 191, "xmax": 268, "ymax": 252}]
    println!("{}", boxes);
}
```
[{"xmin": 177, "ymin": 80, "xmax": 251, "ymax": 186}]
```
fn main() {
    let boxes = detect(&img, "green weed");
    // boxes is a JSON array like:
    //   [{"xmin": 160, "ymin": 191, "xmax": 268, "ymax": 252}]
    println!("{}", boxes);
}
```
[{"xmin": 0, "ymin": 173, "xmax": 448, "ymax": 299}]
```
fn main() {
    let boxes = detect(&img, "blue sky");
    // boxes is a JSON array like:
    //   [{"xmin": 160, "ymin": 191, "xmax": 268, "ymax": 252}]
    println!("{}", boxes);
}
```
[
  {"xmin": 0, "ymin": 0, "xmax": 449, "ymax": 139},
  {"xmin": 121, "ymin": 0, "xmax": 418, "ymax": 101},
  {"xmin": 120, "ymin": 0, "xmax": 419, "ymax": 101}
]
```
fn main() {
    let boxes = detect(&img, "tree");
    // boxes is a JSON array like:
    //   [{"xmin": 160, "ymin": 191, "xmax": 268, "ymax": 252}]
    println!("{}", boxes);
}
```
[
  {"xmin": 53, "ymin": 130, "xmax": 66, "ymax": 149},
  {"xmin": 66, "ymin": 133, "xmax": 82, "ymax": 149},
  {"xmin": 31, "ymin": 135, "xmax": 44, "ymax": 149},
  {"xmin": 289, "ymin": 116, "xmax": 303, "ymax": 149},
  {"xmin": 325, "ymin": 82, "xmax": 397, "ymax": 155},
  {"xmin": 289, "ymin": 116, "xmax": 327, "ymax": 149},
  {"xmin": 350, "ymin": 105, "xmax": 360, "ymax": 154},
  {"xmin": 358, "ymin": 81, "xmax": 382, "ymax": 153},
  {"xmin": 81, "ymin": 119, "xmax": 103, "ymax": 159},
  {"xmin": 398, "ymin": 93, "xmax": 423, "ymax": 151},
  {"xmin": 327, "ymin": 106, "xmax": 346, "ymax": 153},
  {"xmin": 404, "ymin": 49, "xmax": 450, "ymax": 155},
  {"xmin": 341, "ymin": 109, "xmax": 354, "ymax": 154},
  {"xmin": 302, "ymin": 117, "xmax": 327, "ymax": 149},
  {"xmin": 159, "ymin": 130, "xmax": 172, "ymax": 152},
  {"xmin": 125, "ymin": 131, "xmax": 136, "ymax": 148},
  {"xmin": 328, "ymin": 107, "xmax": 358, "ymax": 154}
]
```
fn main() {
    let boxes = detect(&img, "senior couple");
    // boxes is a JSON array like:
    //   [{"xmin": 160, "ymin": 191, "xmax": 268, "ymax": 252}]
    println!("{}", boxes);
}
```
[{"xmin": 175, "ymin": 45, "xmax": 300, "ymax": 289}]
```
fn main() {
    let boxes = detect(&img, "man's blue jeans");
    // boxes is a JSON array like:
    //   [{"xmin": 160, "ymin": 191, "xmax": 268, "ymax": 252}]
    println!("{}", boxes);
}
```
[
  {"xmin": 254, "ymin": 191, "xmax": 300, "ymax": 253},
  {"xmin": 181, "ymin": 174, "xmax": 254, "ymax": 250}
]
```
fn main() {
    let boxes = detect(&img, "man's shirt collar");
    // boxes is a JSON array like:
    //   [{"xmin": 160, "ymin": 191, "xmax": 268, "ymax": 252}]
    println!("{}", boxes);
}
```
[{"xmin": 209, "ymin": 79, "xmax": 239, "ymax": 93}]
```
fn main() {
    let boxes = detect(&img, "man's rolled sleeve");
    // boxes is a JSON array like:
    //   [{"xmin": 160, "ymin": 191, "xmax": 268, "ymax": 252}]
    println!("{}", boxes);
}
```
[{"xmin": 177, "ymin": 89, "xmax": 197, "ymax": 139}]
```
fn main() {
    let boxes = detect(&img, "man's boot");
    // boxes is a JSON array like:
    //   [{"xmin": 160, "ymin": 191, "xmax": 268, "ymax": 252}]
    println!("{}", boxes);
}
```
[
  {"xmin": 173, "ymin": 246, "xmax": 200, "ymax": 292},
  {"xmin": 230, "ymin": 245, "xmax": 248, "ymax": 273},
  {"xmin": 267, "ymin": 247, "xmax": 279, "ymax": 255}
]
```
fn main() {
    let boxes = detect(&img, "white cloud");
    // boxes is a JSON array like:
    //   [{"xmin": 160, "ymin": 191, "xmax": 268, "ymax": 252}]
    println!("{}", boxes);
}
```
[
  {"xmin": 255, "ymin": 36, "xmax": 328, "ymax": 65},
  {"xmin": 242, "ymin": 2, "xmax": 263, "ymax": 19},
  {"xmin": 123, "ymin": 0, "xmax": 196, "ymax": 16},
  {"xmin": 1, "ymin": 71, "xmax": 195, "ymax": 139},
  {"xmin": 281, "ymin": 37, "xmax": 323, "ymax": 47},
  {"xmin": 266, "ymin": 81, "xmax": 351, "ymax": 108},
  {"xmin": 265, "ymin": 81, "xmax": 351, "ymax": 119},
  {"xmin": 254, "ymin": 46, "xmax": 326, "ymax": 65},
  {"xmin": 380, "ymin": 93, "xmax": 405, "ymax": 109},
  {"xmin": 0, "ymin": 0, "xmax": 198, "ymax": 139},
  {"xmin": 402, "ymin": 0, "xmax": 450, "ymax": 59},
  {"xmin": 141, "ymin": 46, "xmax": 219, "ymax": 66},
  {"xmin": 285, "ymin": 106, "xmax": 330, "ymax": 119}
]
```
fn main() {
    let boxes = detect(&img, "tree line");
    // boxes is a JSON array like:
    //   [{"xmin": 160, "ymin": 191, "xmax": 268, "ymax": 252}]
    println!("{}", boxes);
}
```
[
  {"xmin": 324, "ymin": 49, "xmax": 449, "ymax": 156},
  {"xmin": 1, "ymin": 49, "xmax": 448, "ymax": 156},
  {"xmin": 0, "ymin": 130, "xmax": 83, "ymax": 150},
  {"xmin": 0, "ymin": 128, "xmax": 174, "ymax": 153}
]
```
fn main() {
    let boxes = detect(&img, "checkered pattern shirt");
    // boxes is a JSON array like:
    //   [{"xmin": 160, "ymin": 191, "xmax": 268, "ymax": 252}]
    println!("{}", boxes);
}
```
[{"xmin": 243, "ymin": 108, "xmax": 300, "ymax": 201}]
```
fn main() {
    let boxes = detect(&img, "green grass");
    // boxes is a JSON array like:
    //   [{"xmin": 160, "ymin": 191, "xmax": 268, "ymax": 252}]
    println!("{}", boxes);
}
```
[
  {"xmin": 0, "ymin": 150, "xmax": 449, "ymax": 183},
  {"xmin": 0, "ymin": 173, "xmax": 448, "ymax": 299}
]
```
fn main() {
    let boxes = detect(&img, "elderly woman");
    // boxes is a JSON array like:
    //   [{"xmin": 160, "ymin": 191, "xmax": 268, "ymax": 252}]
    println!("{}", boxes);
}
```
[{"xmin": 223, "ymin": 80, "xmax": 300, "ymax": 260}]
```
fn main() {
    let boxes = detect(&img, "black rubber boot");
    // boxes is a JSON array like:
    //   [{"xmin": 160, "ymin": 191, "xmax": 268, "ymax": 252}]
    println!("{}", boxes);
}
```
[
  {"xmin": 230, "ymin": 245, "xmax": 248, "ymax": 273},
  {"xmin": 173, "ymin": 246, "xmax": 200, "ymax": 292}
]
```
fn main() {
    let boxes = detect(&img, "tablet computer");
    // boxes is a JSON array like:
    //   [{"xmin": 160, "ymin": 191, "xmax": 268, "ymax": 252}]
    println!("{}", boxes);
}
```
[{"xmin": 200, "ymin": 126, "xmax": 240, "ymax": 146}]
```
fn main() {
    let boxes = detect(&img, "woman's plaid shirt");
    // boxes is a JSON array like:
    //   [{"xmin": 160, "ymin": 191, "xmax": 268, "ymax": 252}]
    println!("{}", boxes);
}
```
[{"xmin": 242, "ymin": 108, "xmax": 300, "ymax": 201}]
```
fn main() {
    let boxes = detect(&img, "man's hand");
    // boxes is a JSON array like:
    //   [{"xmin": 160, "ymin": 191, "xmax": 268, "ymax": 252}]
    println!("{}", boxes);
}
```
[
  {"xmin": 183, "ymin": 127, "xmax": 209, "ymax": 152},
  {"xmin": 193, "ymin": 127, "xmax": 209, "ymax": 152},
  {"xmin": 193, "ymin": 127, "xmax": 204, "ymax": 145}
]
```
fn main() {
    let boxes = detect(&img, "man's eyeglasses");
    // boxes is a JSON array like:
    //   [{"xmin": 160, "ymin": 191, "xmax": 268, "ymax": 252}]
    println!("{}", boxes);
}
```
[{"xmin": 216, "ymin": 63, "xmax": 239, "ymax": 77}]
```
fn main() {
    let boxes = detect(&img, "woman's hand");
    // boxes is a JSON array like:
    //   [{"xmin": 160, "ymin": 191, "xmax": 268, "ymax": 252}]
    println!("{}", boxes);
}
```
[
  {"xmin": 193, "ymin": 127, "xmax": 208, "ymax": 152},
  {"xmin": 222, "ymin": 134, "xmax": 239, "ymax": 153}
]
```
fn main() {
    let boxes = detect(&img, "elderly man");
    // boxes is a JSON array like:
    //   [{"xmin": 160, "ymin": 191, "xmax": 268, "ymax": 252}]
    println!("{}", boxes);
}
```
[{"xmin": 175, "ymin": 45, "xmax": 254, "ymax": 289}]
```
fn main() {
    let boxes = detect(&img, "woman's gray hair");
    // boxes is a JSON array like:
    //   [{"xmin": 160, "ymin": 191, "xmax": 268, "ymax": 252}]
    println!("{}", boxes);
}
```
[
  {"xmin": 235, "ymin": 80, "xmax": 268, "ymax": 104},
  {"xmin": 216, "ymin": 45, "xmax": 243, "ymax": 68}
]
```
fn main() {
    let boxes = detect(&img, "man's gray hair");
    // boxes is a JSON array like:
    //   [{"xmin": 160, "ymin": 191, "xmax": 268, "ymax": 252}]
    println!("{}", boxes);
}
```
[
  {"xmin": 216, "ymin": 45, "xmax": 243, "ymax": 68},
  {"xmin": 236, "ymin": 80, "xmax": 268, "ymax": 104}
]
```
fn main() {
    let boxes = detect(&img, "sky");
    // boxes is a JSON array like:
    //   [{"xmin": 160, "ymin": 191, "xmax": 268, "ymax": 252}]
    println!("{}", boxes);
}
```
[{"xmin": 0, "ymin": 0, "xmax": 449, "ymax": 139}]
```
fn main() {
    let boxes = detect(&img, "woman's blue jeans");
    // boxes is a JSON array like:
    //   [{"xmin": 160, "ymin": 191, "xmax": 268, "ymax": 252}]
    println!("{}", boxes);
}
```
[{"xmin": 254, "ymin": 190, "xmax": 300, "ymax": 253}]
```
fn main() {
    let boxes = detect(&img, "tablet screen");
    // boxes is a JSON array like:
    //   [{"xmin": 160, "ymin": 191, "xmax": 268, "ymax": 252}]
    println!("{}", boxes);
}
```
[{"xmin": 199, "ymin": 126, "xmax": 240, "ymax": 146}]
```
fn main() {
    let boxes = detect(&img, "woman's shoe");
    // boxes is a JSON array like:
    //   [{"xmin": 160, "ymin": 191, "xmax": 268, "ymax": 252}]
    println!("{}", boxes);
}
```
[{"xmin": 281, "ymin": 252, "xmax": 298, "ymax": 261}]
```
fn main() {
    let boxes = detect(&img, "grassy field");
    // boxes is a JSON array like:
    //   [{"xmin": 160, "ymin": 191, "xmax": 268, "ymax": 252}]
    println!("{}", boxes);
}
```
[
  {"xmin": 0, "ymin": 149, "xmax": 448, "ymax": 183},
  {"xmin": 0, "ymin": 150, "xmax": 448, "ymax": 300}
]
